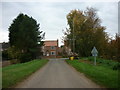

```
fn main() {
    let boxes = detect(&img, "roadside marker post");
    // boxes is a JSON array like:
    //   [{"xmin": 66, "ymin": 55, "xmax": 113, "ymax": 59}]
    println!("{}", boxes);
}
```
[{"xmin": 91, "ymin": 46, "xmax": 98, "ymax": 65}]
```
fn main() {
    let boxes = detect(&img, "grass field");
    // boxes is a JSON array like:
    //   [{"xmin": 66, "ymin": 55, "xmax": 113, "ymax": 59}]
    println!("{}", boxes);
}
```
[
  {"xmin": 2, "ymin": 59, "xmax": 48, "ymax": 88},
  {"xmin": 66, "ymin": 59, "xmax": 119, "ymax": 88}
]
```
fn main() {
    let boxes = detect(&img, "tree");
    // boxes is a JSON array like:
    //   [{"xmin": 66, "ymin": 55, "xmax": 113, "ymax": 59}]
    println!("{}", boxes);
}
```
[
  {"xmin": 107, "ymin": 34, "xmax": 120, "ymax": 60},
  {"xmin": 8, "ymin": 13, "xmax": 44, "ymax": 62},
  {"xmin": 63, "ymin": 8, "xmax": 109, "ymax": 57}
]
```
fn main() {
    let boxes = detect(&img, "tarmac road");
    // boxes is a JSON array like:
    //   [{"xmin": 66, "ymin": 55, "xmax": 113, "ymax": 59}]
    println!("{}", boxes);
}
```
[{"xmin": 15, "ymin": 59, "xmax": 101, "ymax": 88}]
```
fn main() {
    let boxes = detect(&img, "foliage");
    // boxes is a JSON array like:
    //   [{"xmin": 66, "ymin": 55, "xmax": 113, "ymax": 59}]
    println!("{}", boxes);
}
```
[
  {"xmin": 66, "ymin": 60, "xmax": 118, "ymax": 88},
  {"xmin": 7, "ymin": 46, "xmax": 21, "ymax": 60},
  {"xmin": 59, "ymin": 45, "xmax": 69, "ymax": 57},
  {"xmin": 2, "ymin": 50, "xmax": 10, "ymax": 60},
  {"xmin": 63, "ymin": 8, "xmax": 109, "ymax": 58},
  {"xmin": 8, "ymin": 13, "xmax": 45, "ymax": 62},
  {"xmin": 10, "ymin": 59, "xmax": 20, "ymax": 64},
  {"xmin": 106, "ymin": 34, "xmax": 120, "ymax": 60},
  {"xmin": 87, "ymin": 57, "xmax": 120, "ymax": 70},
  {"xmin": 2, "ymin": 59, "xmax": 48, "ymax": 88}
]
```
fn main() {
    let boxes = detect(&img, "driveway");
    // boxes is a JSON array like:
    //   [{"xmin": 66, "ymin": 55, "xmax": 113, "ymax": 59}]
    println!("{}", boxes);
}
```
[{"xmin": 15, "ymin": 59, "xmax": 101, "ymax": 88}]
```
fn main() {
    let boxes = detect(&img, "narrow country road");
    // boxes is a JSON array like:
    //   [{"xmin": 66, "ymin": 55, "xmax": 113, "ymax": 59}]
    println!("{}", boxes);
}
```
[{"xmin": 15, "ymin": 59, "xmax": 101, "ymax": 88}]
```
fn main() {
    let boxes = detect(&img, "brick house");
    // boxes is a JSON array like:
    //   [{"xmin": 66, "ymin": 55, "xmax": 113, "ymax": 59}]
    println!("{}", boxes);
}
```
[{"xmin": 42, "ymin": 40, "xmax": 59, "ymax": 58}]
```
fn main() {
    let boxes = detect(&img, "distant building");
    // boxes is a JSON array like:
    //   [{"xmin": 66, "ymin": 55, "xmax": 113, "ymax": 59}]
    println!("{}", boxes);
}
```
[
  {"xmin": 0, "ymin": 42, "xmax": 10, "ymax": 51},
  {"xmin": 42, "ymin": 40, "xmax": 59, "ymax": 58}
]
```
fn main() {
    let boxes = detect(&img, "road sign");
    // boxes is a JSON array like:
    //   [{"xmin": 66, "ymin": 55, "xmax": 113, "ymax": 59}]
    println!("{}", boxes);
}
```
[
  {"xmin": 91, "ymin": 47, "xmax": 98, "ymax": 57},
  {"xmin": 91, "ymin": 47, "xmax": 98, "ymax": 65}
]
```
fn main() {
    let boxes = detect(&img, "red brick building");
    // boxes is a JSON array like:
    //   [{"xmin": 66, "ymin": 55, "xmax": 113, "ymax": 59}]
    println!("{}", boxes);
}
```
[{"xmin": 42, "ymin": 40, "xmax": 59, "ymax": 58}]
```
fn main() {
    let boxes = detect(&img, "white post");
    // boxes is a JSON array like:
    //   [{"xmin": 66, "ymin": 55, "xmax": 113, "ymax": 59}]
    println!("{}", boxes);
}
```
[{"xmin": 94, "ymin": 56, "xmax": 96, "ymax": 65}]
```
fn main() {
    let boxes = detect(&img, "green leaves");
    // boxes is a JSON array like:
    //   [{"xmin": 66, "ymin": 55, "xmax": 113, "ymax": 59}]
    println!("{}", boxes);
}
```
[
  {"xmin": 8, "ymin": 13, "xmax": 44, "ymax": 62},
  {"xmin": 64, "ymin": 8, "xmax": 108, "ymax": 57}
]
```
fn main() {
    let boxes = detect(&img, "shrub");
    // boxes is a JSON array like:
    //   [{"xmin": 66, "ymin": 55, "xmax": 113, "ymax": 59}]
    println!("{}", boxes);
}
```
[
  {"xmin": 88, "ymin": 57, "xmax": 119, "ymax": 70},
  {"xmin": 2, "ymin": 50, "xmax": 10, "ymax": 60},
  {"xmin": 19, "ymin": 53, "xmax": 32, "ymax": 63},
  {"xmin": 10, "ymin": 59, "xmax": 20, "ymax": 64},
  {"xmin": 113, "ymin": 63, "xmax": 120, "ymax": 70}
]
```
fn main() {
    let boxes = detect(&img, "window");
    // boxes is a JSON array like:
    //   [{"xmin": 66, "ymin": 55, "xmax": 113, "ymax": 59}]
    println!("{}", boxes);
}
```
[
  {"xmin": 51, "ymin": 46, "xmax": 55, "ymax": 50},
  {"xmin": 51, "ymin": 51, "xmax": 56, "ymax": 55}
]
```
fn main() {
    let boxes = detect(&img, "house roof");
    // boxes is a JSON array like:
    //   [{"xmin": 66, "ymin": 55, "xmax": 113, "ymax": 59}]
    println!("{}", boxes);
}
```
[{"xmin": 44, "ymin": 40, "xmax": 58, "ymax": 46}]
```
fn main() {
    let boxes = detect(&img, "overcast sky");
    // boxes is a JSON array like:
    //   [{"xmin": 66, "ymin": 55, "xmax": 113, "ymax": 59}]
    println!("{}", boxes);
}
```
[{"xmin": 0, "ymin": 1, "xmax": 118, "ymax": 46}]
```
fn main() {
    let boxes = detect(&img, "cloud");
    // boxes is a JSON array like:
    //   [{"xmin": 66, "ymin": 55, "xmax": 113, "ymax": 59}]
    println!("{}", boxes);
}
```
[
  {"xmin": 95, "ymin": 2, "xmax": 118, "ymax": 36},
  {"xmin": 1, "ymin": 2, "xmax": 118, "ymax": 46},
  {"xmin": 119, "ymin": 1, "xmax": 120, "ymax": 34},
  {"xmin": 0, "ymin": 29, "xmax": 9, "ymax": 42}
]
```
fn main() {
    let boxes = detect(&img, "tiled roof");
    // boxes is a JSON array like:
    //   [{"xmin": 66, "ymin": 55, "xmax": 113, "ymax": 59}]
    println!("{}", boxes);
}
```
[{"xmin": 44, "ymin": 40, "xmax": 58, "ymax": 46}]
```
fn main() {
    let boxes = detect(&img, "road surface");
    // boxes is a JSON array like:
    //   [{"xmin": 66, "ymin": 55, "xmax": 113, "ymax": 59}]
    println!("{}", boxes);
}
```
[{"xmin": 15, "ymin": 59, "xmax": 101, "ymax": 88}]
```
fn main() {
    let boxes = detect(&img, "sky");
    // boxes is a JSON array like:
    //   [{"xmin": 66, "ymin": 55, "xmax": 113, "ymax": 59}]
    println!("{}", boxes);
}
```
[{"xmin": 0, "ymin": 0, "xmax": 119, "ymax": 46}]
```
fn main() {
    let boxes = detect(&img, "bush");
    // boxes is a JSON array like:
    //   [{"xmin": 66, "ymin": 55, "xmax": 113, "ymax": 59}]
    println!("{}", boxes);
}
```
[
  {"xmin": 2, "ymin": 50, "xmax": 9, "ymax": 60},
  {"xmin": 88, "ymin": 57, "xmax": 94, "ymax": 61},
  {"xmin": 19, "ymin": 53, "xmax": 32, "ymax": 63},
  {"xmin": 2, "ymin": 50, "xmax": 14, "ymax": 60},
  {"xmin": 10, "ymin": 59, "xmax": 20, "ymax": 64},
  {"xmin": 113, "ymin": 63, "xmax": 120, "ymax": 70},
  {"xmin": 7, "ymin": 46, "xmax": 21, "ymax": 60},
  {"xmin": 88, "ymin": 57, "xmax": 119, "ymax": 70}
]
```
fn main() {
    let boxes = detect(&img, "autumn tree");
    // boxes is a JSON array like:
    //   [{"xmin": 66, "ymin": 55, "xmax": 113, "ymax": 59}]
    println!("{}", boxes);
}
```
[
  {"xmin": 107, "ymin": 34, "xmax": 120, "ymax": 60},
  {"xmin": 63, "ymin": 8, "xmax": 109, "ymax": 57},
  {"xmin": 8, "ymin": 13, "xmax": 45, "ymax": 62}
]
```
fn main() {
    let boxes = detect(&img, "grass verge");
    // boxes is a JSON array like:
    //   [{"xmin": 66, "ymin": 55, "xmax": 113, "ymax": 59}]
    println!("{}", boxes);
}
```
[
  {"xmin": 66, "ymin": 60, "xmax": 118, "ymax": 88},
  {"xmin": 2, "ymin": 59, "xmax": 48, "ymax": 88}
]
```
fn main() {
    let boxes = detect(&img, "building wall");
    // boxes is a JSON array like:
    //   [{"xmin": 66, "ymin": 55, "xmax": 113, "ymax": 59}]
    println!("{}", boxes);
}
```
[{"xmin": 43, "ymin": 46, "xmax": 59, "ymax": 58}]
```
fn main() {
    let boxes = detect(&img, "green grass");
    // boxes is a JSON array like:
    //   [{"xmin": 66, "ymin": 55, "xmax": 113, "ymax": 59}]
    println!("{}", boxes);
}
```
[
  {"xmin": 2, "ymin": 59, "xmax": 48, "ymax": 88},
  {"xmin": 66, "ymin": 60, "xmax": 119, "ymax": 88},
  {"xmin": 80, "ymin": 57, "xmax": 120, "ymax": 70},
  {"xmin": 87, "ymin": 57, "xmax": 120, "ymax": 70}
]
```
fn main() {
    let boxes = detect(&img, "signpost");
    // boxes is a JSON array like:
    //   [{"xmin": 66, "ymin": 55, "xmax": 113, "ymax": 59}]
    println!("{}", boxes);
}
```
[{"xmin": 91, "ymin": 46, "xmax": 98, "ymax": 65}]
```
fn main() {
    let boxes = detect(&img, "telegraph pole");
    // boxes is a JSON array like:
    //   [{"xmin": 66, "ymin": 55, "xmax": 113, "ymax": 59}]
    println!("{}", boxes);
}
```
[{"xmin": 73, "ymin": 17, "xmax": 75, "ymax": 56}]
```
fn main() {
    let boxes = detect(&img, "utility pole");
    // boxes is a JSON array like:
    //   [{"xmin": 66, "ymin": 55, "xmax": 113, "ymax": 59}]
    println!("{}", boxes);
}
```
[{"xmin": 73, "ymin": 17, "xmax": 75, "ymax": 56}]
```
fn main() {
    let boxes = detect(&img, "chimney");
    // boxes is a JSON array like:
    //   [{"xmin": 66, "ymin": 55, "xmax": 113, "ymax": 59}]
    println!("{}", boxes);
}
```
[{"xmin": 57, "ymin": 39, "xmax": 59, "ymax": 47}]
